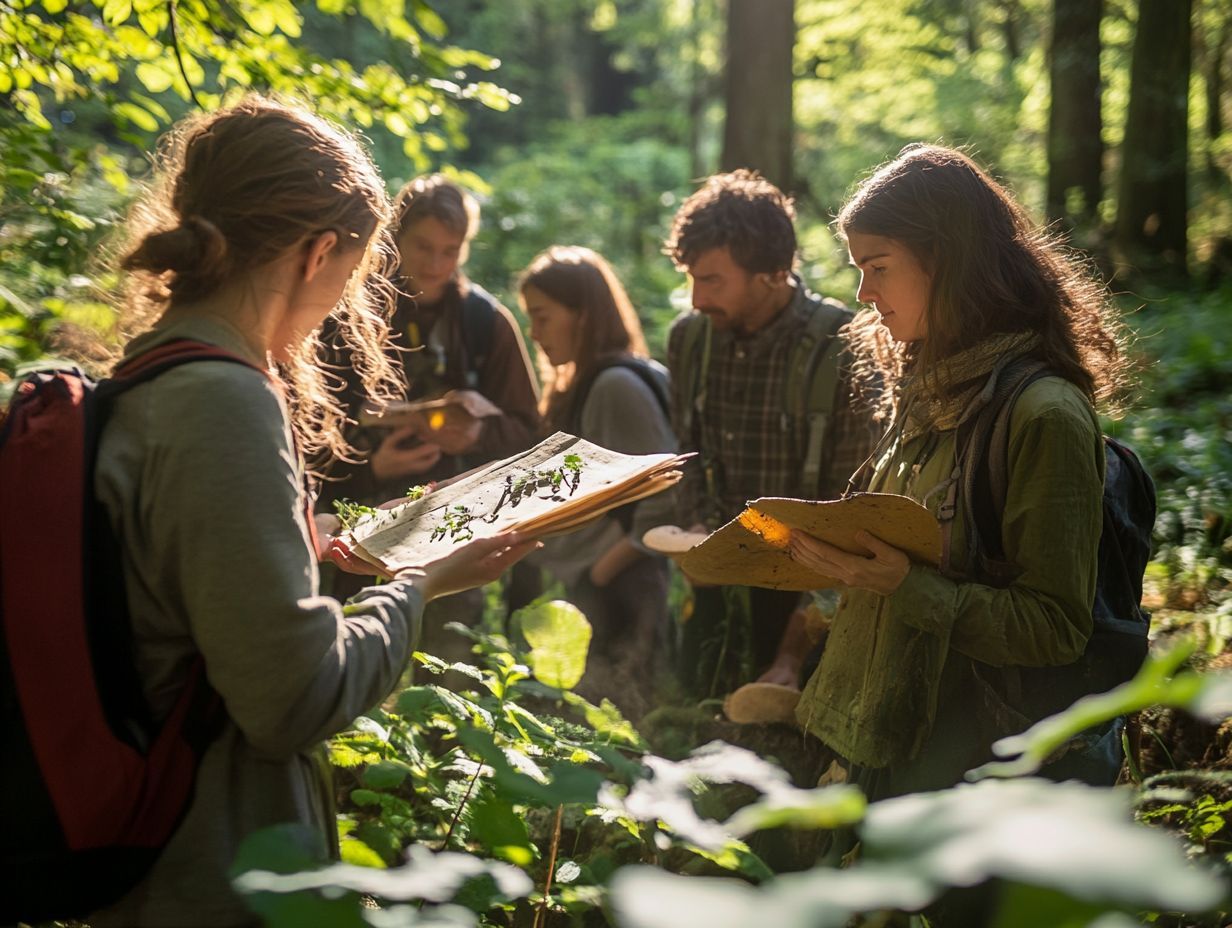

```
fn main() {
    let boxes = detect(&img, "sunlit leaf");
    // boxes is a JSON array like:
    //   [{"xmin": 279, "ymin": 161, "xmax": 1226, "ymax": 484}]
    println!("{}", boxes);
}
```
[
  {"xmin": 234, "ymin": 844, "xmax": 533, "ymax": 904},
  {"xmin": 340, "ymin": 836, "xmax": 387, "ymax": 869},
  {"xmin": 518, "ymin": 600, "xmax": 591, "ymax": 690}
]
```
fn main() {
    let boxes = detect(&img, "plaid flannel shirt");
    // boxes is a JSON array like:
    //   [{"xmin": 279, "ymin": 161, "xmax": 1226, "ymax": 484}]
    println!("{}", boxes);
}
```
[{"xmin": 668, "ymin": 282, "xmax": 882, "ymax": 529}]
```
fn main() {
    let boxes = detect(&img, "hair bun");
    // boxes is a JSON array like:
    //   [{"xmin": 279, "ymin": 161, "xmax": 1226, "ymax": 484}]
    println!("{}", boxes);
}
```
[
  {"xmin": 183, "ymin": 215, "xmax": 228, "ymax": 273},
  {"xmin": 121, "ymin": 213, "xmax": 230, "ymax": 299}
]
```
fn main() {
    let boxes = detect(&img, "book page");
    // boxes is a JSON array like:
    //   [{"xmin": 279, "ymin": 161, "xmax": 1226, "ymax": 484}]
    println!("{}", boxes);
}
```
[{"xmin": 345, "ymin": 432, "xmax": 686, "ymax": 571}]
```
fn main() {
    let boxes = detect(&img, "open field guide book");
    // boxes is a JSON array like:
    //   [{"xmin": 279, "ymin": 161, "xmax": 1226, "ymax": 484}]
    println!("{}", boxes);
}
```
[{"xmin": 339, "ymin": 432, "xmax": 690, "ymax": 575}]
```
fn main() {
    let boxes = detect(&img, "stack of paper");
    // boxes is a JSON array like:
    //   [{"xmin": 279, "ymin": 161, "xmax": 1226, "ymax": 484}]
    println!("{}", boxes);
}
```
[{"xmin": 343, "ymin": 432, "xmax": 690, "ymax": 574}]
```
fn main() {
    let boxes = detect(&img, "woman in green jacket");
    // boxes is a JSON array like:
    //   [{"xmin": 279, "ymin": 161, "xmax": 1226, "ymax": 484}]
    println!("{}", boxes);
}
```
[{"xmin": 791, "ymin": 144, "xmax": 1129, "ymax": 800}]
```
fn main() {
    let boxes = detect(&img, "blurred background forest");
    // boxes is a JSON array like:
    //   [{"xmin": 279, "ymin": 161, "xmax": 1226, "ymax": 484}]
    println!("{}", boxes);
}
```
[{"xmin": 1, "ymin": 0, "xmax": 1229, "ymax": 624}]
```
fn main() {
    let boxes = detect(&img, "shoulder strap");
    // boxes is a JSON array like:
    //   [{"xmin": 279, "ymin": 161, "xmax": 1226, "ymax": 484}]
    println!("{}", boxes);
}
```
[
  {"xmin": 110, "ymin": 338, "xmax": 261, "ymax": 387},
  {"xmin": 458, "ymin": 285, "xmax": 498, "ymax": 381},
  {"xmin": 565, "ymin": 356, "xmax": 670, "ymax": 435},
  {"xmin": 787, "ymin": 298, "xmax": 853, "ymax": 494},
  {"xmin": 949, "ymin": 358, "xmax": 1053, "ymax": 573},
  {"xmin": 675, "ymin": 311, "xmax": 713, "ymax": 443}
]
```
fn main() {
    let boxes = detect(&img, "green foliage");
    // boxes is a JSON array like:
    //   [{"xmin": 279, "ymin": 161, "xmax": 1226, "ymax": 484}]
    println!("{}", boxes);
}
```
[
  {"xmin": 972, "ymin": 638, "xmax": 1232, "ymax": 779},
  {"xmin": 0, "ymin": 0, "xmax": 514, "ymax": 382},
  {"xmin": 1110, "ymin": 289, "xmax": 1232, "ymax": 603},
  {"xmin": 516, "ymin": 599, "xmax": 591, "ymax": 690}
]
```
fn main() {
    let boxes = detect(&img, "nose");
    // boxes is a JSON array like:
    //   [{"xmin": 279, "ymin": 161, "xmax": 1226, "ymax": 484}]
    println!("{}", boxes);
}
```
[{"xmin": 856, "ymin": 271, "xmax": 875, "ymax": 305}]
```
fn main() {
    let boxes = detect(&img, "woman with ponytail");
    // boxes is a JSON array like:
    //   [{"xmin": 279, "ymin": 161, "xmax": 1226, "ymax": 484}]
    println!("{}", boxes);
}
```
[{"xmin": 90, "ymin": 98, "xmax": 538, "ymax": 926}]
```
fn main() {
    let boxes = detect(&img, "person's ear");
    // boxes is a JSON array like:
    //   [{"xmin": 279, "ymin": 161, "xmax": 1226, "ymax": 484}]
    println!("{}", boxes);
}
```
[
  {"xmin": 303, "ymin": 230, "xmax": 340, "ymax": 283},
  {"xmin": 764, "ymin": 268, "xmax": 790, "ymax": 288}
]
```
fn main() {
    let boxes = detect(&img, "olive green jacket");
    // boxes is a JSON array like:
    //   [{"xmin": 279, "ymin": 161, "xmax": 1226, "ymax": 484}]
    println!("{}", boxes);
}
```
[{"xmin": 796, "ymin": 376, "xmax": 1104, "ymax": 777}]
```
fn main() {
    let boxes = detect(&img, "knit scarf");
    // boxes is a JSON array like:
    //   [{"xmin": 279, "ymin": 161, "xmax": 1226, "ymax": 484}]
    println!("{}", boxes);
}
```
[{"xmin": 897, "ymin": 331, "xmax": 1042, "ymax": 442}]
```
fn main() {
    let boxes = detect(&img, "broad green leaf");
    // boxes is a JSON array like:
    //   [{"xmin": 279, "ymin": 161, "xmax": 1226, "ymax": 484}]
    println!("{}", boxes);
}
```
[
  {"xmin": 562, "ymin": 691, "xmax": 644, "ymax": 747},
  {"xmin": 101, "ymin": 0, "xmax": 132, "ymax": 25},
  {"xmin": 724, "ymin": 784, "xmax": 867, "ymax": 836},
  {"xmin": 975, "ymin": 638, "xmax": 1232, "ymax": 779},
  {"xmin": 361, "ymin": 759, "xmax": 412, "ymax": 790},
  {"xmin": 465, "ymin": 792, "xmax": 535, "ymax": 867},
  {"xmin": 518, "ymin": 599, "xmax": 591, "ymax": 690},
  {"xmin": 355, "ymin": 821, "xmax": 401, "ymax": 865},
  {"xmin": 455, "ymin": 728, "xmax": 603, "ymax": 807},
  {"xmin": 245, "ymin": 4, "xmax": 278, "ymax": 35},
  {"xmin": 234, "ymin": 844, "xmax": 533, "ymax": 904},
  {"xmin": 230, "ymin": 823, "xmax": 328, "ymax": 878},
  {"xmin": 859, "ymin": 779, "xmax": 1226, "ymax": 911},
  {"xmin": 113, "ymin": 101, "xmax": 159, "ymax": 132},
  {"xmin": 339, "ymin": 836, "xmax": 387, "ymax": 869},
  {"xmin": 135, "ymin": 62, "xmax": 174, "ymax": 94}
]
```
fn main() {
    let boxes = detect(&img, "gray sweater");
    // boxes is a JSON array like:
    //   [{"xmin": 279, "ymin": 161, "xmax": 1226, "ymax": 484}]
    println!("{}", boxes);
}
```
[
  {"xmin": 533, "ymin": 362, "xmax": 678, "ymax": 587},
  {"xmin": 90, "ymin": 316, "xmax": 424, "ymax": 927}
]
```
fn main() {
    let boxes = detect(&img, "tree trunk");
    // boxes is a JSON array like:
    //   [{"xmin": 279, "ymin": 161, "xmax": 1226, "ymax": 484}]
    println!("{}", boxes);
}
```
[
  {"xmin": 1114, "ymin": 0, "xmax": 1193, "ymax": 275},
  {"xmin": 1207, "ymin": 17, "xmax": 1227, "ymax": 144},
  {"xmin": 721, "ymin": 0, "xmax": 794, "ymax": 191},
  {"xmin": 1046, "ymin": 0, "xmax": 1104, "ymax": 228}
]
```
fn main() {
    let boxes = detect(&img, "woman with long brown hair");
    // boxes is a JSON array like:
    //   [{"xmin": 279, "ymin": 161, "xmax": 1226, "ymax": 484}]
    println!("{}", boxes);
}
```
[
  {"xmin": 83, "ymin": 98, "xmax": 537, "ymax": 925},
  {"xmin": 519, "ymin": 246, "xmax": 677, "ymax": 719},
  {"xmin": 791, "ymin": 144, "xmax": 1132, "ymax": 804}
]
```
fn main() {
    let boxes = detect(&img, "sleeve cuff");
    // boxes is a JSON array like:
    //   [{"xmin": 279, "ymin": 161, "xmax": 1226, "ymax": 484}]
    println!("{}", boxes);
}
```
[{"xmin": 889, "ymin": 563, "xmax": 959, "ymax": 638}]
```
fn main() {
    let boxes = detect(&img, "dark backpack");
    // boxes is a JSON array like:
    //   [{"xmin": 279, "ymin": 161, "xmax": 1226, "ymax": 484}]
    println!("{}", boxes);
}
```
[
  {"xmin": 947, "ymin": 358, "xmax": 1157, "ymax": 719},
  {"xmin": 0, "ymin": 339, "xmax": 252, "ymax": 922},
  {"xmin": 562, "ymin": 355, "xmax": 671, "ymax": 436}
]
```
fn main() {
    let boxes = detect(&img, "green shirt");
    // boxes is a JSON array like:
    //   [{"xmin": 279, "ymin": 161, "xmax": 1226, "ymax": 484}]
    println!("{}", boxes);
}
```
[{"xmin": 796, "ymin": 376, "xmax": 1104, "ymax": 771}]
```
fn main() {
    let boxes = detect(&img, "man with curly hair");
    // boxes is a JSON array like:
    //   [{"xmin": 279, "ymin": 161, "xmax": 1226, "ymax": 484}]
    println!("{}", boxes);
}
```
[{"xmin": 664, "ymin": 170, "xmax": 881, "ymax": 708}]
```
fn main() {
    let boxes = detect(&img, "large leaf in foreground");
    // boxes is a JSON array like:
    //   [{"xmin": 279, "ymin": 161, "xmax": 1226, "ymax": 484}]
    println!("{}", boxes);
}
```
[{"xmin": 517, "ymin": 600, "xmax": 591, "ymax": 689}]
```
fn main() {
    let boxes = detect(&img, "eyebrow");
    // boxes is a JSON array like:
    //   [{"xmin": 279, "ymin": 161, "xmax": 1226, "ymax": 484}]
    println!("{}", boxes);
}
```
[{"xmin": 850, "ymin": 251, "xmax": 892, "ymax": 267}]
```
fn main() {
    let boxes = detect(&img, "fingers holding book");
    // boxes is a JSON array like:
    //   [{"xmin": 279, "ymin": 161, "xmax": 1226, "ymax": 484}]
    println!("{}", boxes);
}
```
[{"xmin": 788, "ymin": 528, "xmax": 910, "ymax": 596}]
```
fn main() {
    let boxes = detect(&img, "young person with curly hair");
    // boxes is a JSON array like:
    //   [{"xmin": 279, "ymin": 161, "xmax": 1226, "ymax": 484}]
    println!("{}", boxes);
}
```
[
  {"xmin": 316, "ymin": 175, "xmax": 542, "ymax": 662},
  {"xmin": 792, "ymin": 144, "xmax": 1131, "ymax": 805},
  {"xmin": 87, "ymin": 98, "xmax": 537, "ymax": 926},
  {"xmin": 664, "ymin": 170, "xmax": 882, "ymax": 705}
]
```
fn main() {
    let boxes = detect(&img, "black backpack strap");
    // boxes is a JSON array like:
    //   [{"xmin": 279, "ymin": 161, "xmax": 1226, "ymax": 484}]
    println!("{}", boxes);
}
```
[
  {"xmin": 674, "ymin": 311, "xmax": 712, "ymax": 445},
  {"xmin": 458, "ymin": 285, "xmax": 499, "ymax": 388},
  {"xmin": 565, "ymin": 356, "xmax": 670, "ymax": 435},
  {"xmin": 947, "ymin": 357, "xmax": 1053, "ymax": 577}
]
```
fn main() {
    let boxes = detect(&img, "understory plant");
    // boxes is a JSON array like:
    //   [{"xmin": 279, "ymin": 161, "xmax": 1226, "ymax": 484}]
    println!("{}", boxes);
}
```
[{"xmin": 232, "ymin": 604, "xmax": 1232, "ymax": 928}]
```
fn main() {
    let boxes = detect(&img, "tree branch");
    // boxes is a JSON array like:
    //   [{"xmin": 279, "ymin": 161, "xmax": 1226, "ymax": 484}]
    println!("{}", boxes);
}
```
[{"xmin": 168, "ymin": 0, "xmax": 202, "ymax": 108}]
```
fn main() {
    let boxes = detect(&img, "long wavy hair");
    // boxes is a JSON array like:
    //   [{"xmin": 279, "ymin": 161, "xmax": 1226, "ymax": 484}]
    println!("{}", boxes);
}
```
[
  {"xmin": 837, "ymin": 144, "xmax": 1129, "ymax": 412},
  {"xmin": 112, "ymin": 95, "xmax": 403, "ymax": 461},
  {"xmin": 518, "ymin": 246, "xmax": 649, "ymax": 430}
]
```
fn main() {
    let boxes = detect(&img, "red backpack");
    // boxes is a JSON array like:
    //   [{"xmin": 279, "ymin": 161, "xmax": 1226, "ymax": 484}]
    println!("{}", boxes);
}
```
[{"xmin": 0, "ymin": 339, "xmax": 259, "ymax": 921}]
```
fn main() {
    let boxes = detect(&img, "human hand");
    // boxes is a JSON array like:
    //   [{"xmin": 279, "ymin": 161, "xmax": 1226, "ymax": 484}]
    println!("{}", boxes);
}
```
[
  {"xmin": 314, "ymin": 514, "xmax": 393, "ymax": 578},
  {"xmin": 401, "ymin": 532, "xmax": 543, "ymax": 603},
  {"xmin": 788, "ymin": 529, "xmax": 910, "ymax": 597},
  {"xmin": 370, "ymin": 424, "xmax": 442, "ymax": 481}
]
